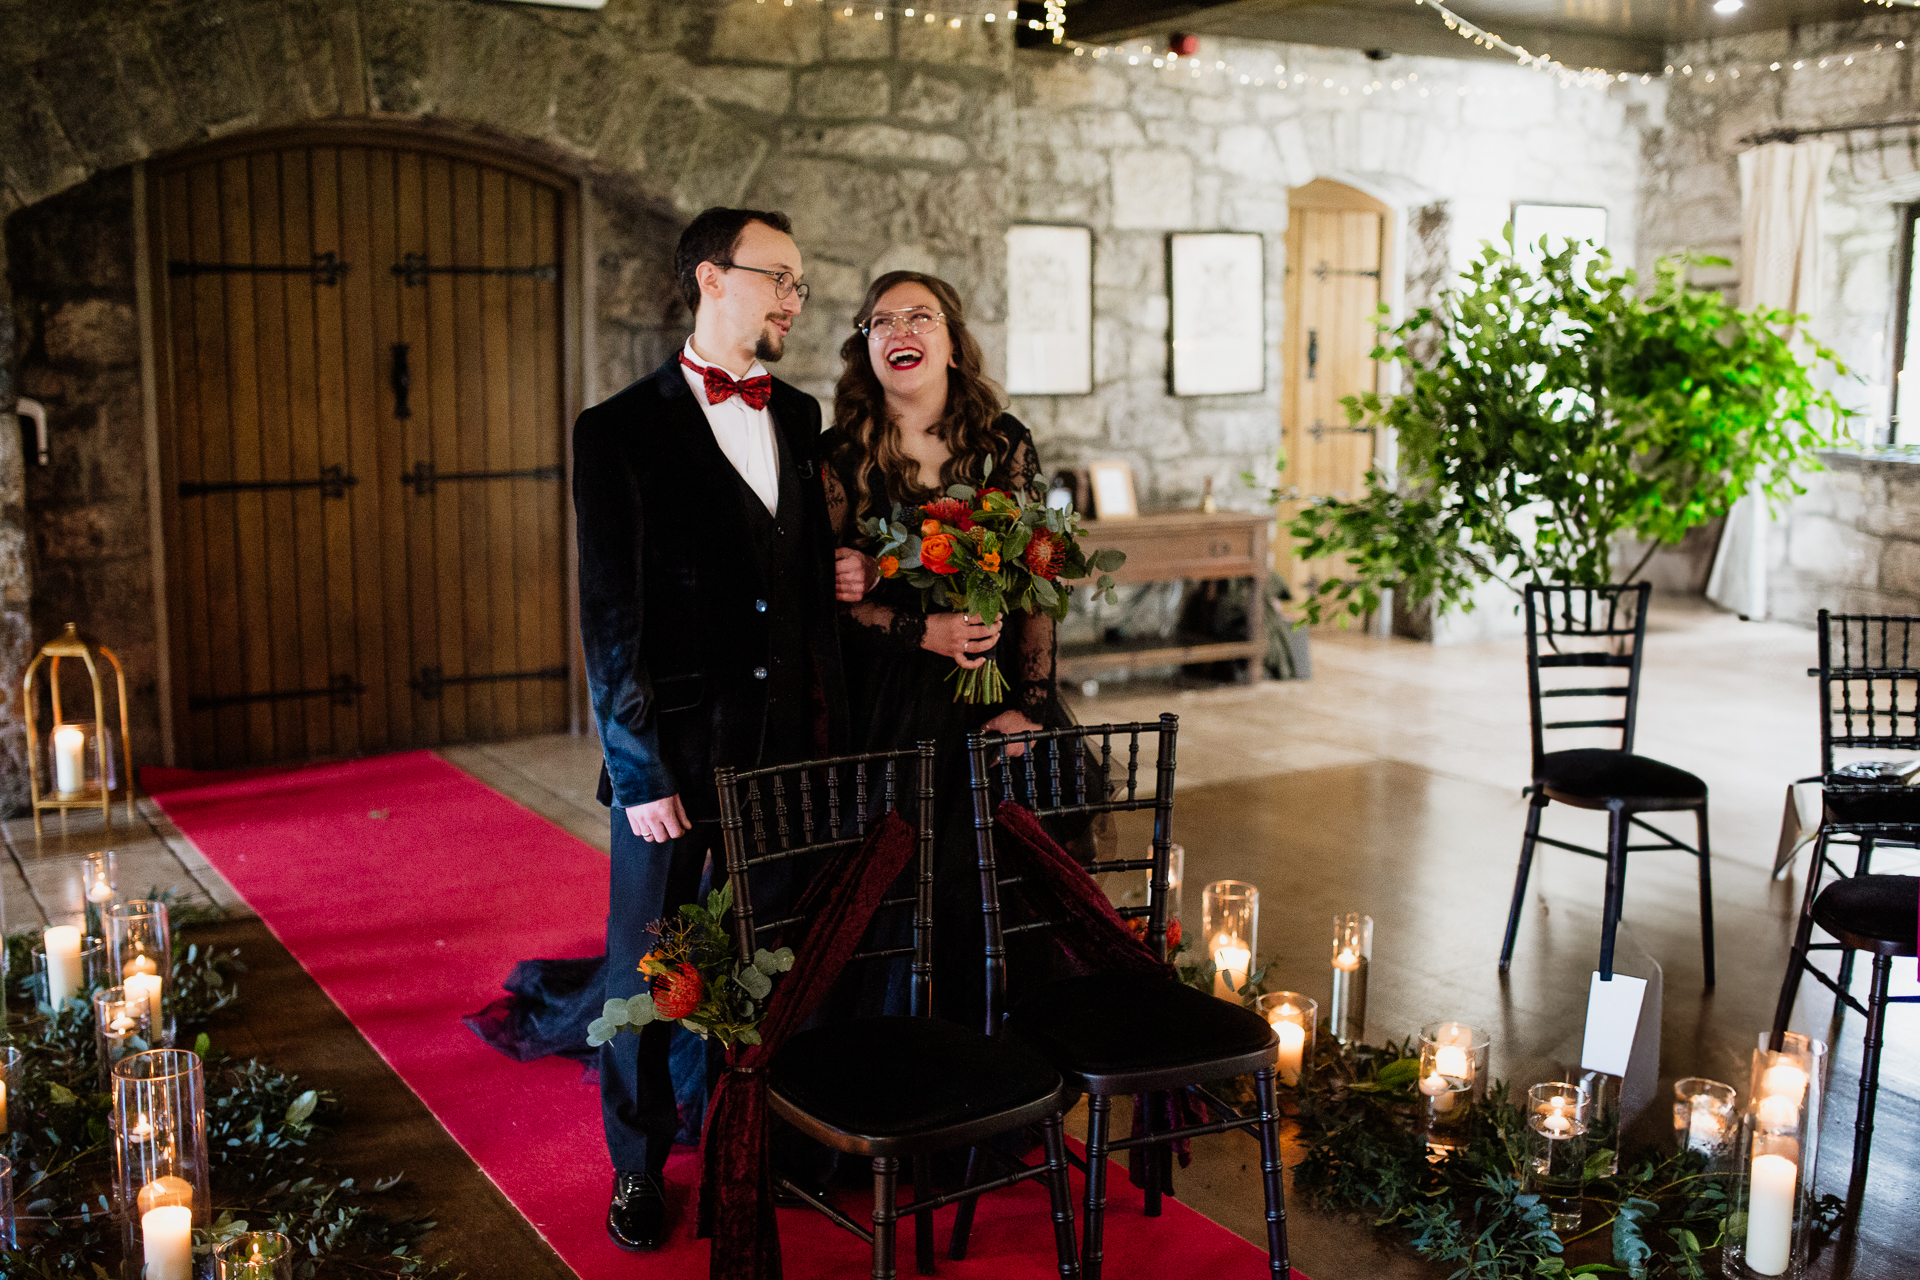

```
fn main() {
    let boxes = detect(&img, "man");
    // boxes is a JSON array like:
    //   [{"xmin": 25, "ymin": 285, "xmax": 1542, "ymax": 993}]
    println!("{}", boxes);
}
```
[{"xmin": 573, "ymin": 207, "xmax": 870, "ymax": 1250}]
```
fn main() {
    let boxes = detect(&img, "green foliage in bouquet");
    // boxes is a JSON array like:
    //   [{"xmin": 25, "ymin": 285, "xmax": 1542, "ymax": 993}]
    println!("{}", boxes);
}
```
[
  {"xmin": 859, "ymin": 458, "xmax": 1125, "ymax": 703},
  {"xmin": 587, "ymin": 883, "xmax": 794, "ymax": 1051},
  {"xmin": 0, "ymin": 929, "xmax": 451, "ymax": 1278},
  {"xmin": 1289, "ymin": 1037, "xmax": 1844, "ymax": 1279},
  {"xmin": 1280, "ymin": 237, "xmax": 1854, "ymax": 623}
]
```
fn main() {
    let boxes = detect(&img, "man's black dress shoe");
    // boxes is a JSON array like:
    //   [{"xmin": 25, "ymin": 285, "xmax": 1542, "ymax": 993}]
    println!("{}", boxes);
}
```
[{"xmin": 607, "ymin": 1170, "xmax": 668, "ymax": 1251}]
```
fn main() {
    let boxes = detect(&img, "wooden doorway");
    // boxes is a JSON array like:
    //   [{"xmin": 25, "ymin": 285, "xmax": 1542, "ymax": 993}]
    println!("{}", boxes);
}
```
[
  {"xmin": 1279, "ymin": 179, "xmax": 1390, "ymax": 604},
  {"xmin": 148, "ymin": 130, "xmax": 575, "ymax": 768}
]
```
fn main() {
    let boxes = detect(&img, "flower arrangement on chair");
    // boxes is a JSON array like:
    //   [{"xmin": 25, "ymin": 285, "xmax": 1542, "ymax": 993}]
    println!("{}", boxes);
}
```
[{"xmin": 586, "ymin": 885, "xmax": 794, "ymax": 1050}]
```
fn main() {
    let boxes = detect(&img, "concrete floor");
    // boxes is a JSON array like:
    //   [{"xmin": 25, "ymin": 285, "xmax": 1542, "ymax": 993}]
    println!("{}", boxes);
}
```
[{"xmin": 19, "ymin": 598, "xmax": 1917, "ymax": 1278}]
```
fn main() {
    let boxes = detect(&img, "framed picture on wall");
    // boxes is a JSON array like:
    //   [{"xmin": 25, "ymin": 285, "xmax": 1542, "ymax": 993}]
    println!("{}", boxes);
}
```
[
  {"xmin": 1005, "ymin": 224, "xmax": 1094, "ymax": 395},
  {"xmin": 1168, "ymin": 232, "xmax": 1265, "ymax": 396},
  {"xmin": 1510, "ymin": 202, "xmax": 1608, "ymax": 255}
]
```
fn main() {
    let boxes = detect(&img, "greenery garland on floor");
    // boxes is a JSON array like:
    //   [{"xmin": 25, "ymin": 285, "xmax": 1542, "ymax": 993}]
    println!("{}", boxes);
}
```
[
  {"xmin": 0, "ymin": 917, "xmax": 454, "ymax": 1279},
  {"xmin": 1287, "ymin": 1036, "xmax": 1844, "ymax": 1280}
]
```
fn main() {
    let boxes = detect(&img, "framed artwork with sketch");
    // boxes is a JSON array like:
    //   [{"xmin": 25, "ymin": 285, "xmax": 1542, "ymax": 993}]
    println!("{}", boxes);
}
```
[
  {"xmin": 1005, "ymin": 224, "xmax": 1094, "ymax": 395},
  {"xmin": 1168, "ymin": 232, "xmax": 1266, "ymax": 396}
]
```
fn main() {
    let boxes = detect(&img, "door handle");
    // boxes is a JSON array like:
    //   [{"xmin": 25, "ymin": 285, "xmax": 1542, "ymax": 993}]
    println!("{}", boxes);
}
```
[
  {"xmin": 1307, "ymin": 329, "xmax": 1318, "ymax": 381},
  {"xmin": 392, "ymin": 343, "xmax": 412, "ymax": 420}
]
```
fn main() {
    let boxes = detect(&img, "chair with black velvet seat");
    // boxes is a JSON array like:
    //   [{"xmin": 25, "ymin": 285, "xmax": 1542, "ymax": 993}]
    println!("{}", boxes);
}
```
[
  {"xmin": 952, "ymin": 715, "xmax": 1288, "ymax": 1280},
  {"xmin": 1498, "ymin": 582, "xmax": 1715, "ymax": 983},
  {"xmin": 714, "ymin": 743, "xmax": 1081, "ymax": 1280}
]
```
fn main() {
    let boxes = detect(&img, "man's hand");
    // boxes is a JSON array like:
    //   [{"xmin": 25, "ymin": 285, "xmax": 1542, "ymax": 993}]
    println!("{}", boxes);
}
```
[
  {"xmin": 626, "ymin": 794, "xmax": 691, "ymax": 843},
  {"xmin": 923, "ymin": 613, "xmax": 1003, "ymax": 669},
  {"xmin": 982, "ymin": 708, "xmax": 1043, "ymax": 758},
  {"xmin": 834, "ymin": 548, "xmax": 879, "ymax": 602}
]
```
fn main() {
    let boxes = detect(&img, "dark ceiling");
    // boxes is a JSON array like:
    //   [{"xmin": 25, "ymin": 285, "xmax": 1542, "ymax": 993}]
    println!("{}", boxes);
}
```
[{"xmin": 1057, "ymin": 0, "xmax": 1879, "ymax": 72}]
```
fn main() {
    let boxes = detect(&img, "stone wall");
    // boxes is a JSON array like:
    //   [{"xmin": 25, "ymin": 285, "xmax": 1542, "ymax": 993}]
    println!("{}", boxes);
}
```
[{"xmin": 1644, "ymin": 14, "xmax": 1920, "ymax": 622}]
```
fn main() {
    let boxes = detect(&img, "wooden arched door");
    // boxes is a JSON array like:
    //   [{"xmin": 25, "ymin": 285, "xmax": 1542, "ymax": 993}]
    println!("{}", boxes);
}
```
[{"xmin": 148, "ymin": 130, "xmax": 575, "ymax": 768}]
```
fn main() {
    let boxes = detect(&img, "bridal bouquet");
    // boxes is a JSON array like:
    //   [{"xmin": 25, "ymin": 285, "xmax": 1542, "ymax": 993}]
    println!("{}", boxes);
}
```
[
  {"xmin": 860, "ymin": 462, "xmax": 1125, "ymax": 703},
  {"xmin": 586, "ymin": 884, "xmax": 793, "ymax": 1050}
]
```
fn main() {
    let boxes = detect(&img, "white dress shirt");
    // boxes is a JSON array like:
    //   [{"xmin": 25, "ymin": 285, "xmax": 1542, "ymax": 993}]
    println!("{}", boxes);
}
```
[{"xmin": 680, "ymin": 339, "xmax": 780, "ymax": 516}]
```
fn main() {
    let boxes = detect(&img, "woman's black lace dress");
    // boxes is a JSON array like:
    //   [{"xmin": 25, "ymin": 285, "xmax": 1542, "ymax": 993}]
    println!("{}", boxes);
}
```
[{"xmin": 819, "ymin": 413, "xmax": 1085, "ymax": 1032}]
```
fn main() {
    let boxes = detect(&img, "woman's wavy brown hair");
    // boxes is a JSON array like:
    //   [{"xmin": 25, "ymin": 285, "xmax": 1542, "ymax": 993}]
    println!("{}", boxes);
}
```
[{"xmin": 833, "ymin": 271, "xmax": 1009, "ymax": 513}]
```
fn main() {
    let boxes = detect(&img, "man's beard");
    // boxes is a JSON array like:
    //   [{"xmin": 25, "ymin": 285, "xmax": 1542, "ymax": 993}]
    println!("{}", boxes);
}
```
[{"xmin": 755, "ymin": 313, "xmax": 787, "ymax": 362}]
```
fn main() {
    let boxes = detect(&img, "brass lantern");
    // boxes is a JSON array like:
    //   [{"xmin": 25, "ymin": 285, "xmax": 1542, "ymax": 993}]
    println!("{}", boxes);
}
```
[{"xmin": 23, "ymin": 623, "xmax": 134, "ymax": 837}]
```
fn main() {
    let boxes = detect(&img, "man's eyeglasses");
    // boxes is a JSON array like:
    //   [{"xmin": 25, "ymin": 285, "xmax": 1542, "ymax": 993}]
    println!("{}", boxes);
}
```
[
  {"xmin": 716, "ymin": 262, "xmax": 809, "ymax": 302},
  {"xmin": 861, "ymin": 309, "xmax": 945, "ymax": 338}
]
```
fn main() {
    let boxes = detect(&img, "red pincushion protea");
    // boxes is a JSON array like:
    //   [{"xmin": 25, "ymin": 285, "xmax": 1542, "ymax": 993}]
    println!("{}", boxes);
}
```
[
  {"xmin": 923, "ymin": 497, "xmax": 975, "ymax": 531},
  {"xmin": 652, "ymin": 963, "xmax": 705, "ymax": 1020},
  {"xmin": 1023, "ymin": 530, "xmax": 1066, "ymax": 578}
]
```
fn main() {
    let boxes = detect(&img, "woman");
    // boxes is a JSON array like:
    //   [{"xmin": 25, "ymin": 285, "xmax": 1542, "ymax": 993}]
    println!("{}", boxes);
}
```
[
  {"xmin": 823, "ymin": 271, "xmax": 1086, "ymax": 1030},
  {"xmin": 824, "ymin": 270, "xmax": 1065, "ymax": 752}
]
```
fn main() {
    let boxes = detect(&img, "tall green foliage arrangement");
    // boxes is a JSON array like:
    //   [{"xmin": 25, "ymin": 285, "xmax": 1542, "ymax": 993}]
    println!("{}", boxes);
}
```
[{"xmin": 1284, "ymin": 237, "xmax": 1855, "ymax": 622}]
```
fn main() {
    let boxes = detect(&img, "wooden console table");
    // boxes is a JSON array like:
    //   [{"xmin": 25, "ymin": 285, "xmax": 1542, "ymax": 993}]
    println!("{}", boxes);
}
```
[{"xmin": 1060, "ymin": 511, "xmax": 1272, "ymax": 683}]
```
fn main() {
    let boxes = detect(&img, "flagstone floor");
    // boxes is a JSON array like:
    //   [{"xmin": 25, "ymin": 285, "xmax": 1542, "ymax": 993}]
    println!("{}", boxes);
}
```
[{"xmin": 10, "ymin": 596, "xmax": 1916, "ymax": 1278}]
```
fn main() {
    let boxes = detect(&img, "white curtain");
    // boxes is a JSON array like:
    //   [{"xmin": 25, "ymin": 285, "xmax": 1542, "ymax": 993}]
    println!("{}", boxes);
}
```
[{"xmin": 1704, "ymin": 140, "xmax": 1837, "ymax": 619}]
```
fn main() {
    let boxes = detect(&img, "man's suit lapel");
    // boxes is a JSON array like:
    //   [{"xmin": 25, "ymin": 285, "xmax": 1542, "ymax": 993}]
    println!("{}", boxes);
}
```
[{"xmin": 654, "ymin": 360, "xmax": 754, "ymax": 526}]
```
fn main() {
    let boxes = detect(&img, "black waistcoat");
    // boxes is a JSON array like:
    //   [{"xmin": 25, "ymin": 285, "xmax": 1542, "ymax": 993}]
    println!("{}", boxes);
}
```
[{"xmin": 731, "ymin": 428, "xmax": 814, "ymax": 766}]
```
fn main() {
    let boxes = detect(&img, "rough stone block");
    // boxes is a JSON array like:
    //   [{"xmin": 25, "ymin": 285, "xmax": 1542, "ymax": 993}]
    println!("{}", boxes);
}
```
[
  {"xmin": 689, "ymin": 64, "xmax": 795, "ymax": 114},
  {"xmin": 745, "ymin": 157, "xmax": 906, "ymax": 264},
  {"xmin": 146, "ymin": 5, "xmax": 262, "ymax": 134},
  {"xmin": 1189, "ymin": 95, "xmax": 1247, "ymax": 125},
  {"xmin": 822, "ymin": 7, "xmax": 893, "ymax": 59},
  {"xmin": 795, "ymin": 67, "xmax": 886, "ymax": 118},
  {"xmin": 44, "ymin": 301, "xmax": 137, "ymax": 367},
  {"xmin": 709, "ymin": 1, "xmax": 824, "ymax": 64},
  {"xmin": 897, "ymin": 72, "xmax": 964, "ymax": 123},
  {"xmin": 1215, "ymin": 124, "xmax": 1283, "ymax": 180},
  {"xmin": 1071, "ymin": 110, "xmax": 1149, "ymax": 150},
  {"xmin": 897, "ymin": 12, "xmax": 1008, "ymax": 69},
  {"xmin": 1787, "ymin": 514, "xmax": 1879, "ymax": 586},
  {"xmin": 780, "ymin": 122, "xmax": 969, "ymax": 166},
  {"xmin": 1881, "ymin": 538, "xmax": 1920, "ymax": 598},
  {"xmin": 1019, "ymin": 59, "xmax": 1127, "ymax": 109},
  {"xmin": 672, "ymin": 111, "xmax": 773, "ymax": 213},
  {"xmin": 1111, "ymin": 149, "xmax": 1192, "ymax": 228}
]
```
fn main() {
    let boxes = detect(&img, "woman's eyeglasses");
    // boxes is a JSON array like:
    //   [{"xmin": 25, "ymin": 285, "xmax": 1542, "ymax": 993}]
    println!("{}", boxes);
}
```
[
  {"xmin": 716, "ymin": 262, "xmax": 809, "ymax": 302},
  {"xmin": 861, "ymin": 310, "xmax": 945, "ymax": 338}
]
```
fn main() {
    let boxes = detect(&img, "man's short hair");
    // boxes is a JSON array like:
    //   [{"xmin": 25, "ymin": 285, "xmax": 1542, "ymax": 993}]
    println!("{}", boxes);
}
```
[{"xmin": 675, "ymin": 208, "xmax": 794, "ymax": 314}]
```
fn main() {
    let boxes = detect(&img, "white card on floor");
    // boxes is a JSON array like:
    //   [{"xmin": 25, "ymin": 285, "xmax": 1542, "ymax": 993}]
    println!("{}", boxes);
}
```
[{"xmin": 1579, "ymin": 971, "xmax": 1648, "ymax": 1078}]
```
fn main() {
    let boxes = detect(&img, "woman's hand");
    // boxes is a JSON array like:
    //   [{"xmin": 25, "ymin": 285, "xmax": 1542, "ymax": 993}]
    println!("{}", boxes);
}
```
[
  {"xmin": 922, "ymin": 613, "xmax": 1003, "ymax": 669},
  {"xmin": 834, "ymin": 547, "xmax": 878, "ymax": 602},
  {"xmin": 981, "ymin": 708, "xmax": 1043, "ymax": 758}
]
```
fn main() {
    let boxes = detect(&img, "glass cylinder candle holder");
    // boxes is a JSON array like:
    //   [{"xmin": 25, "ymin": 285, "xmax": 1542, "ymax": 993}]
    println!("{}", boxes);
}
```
[
  {"xmin": 1725, "ymin": 1032, "xmax": 1826, "ymax": 1279},
  {"xmin": 1165, "ymin": 843, "xmax": 1184, "ymax": 923},
  {"xmin": 215, "ymin": 1230, "xmax": 295, "ymax": 1279},
  {"xmin": 113, "ymin": 1049, "xmax": 210, "ymax": 1280},
  {"xmin": 1574, "ymin": 1069, "xmax": 1622, "ymax": 1176},
  {"xmin": 1673, "ymin": 1077, "xmax": 1737, "ymax": 1168},
  {"xmin": 48, "ymin": 720, "xmax": 115, "ymax": 798},
  {"xmin": 33, "ymin": 931, "xmax": 104, "ymax": 1011},
  {"xmin": 1525, "ymin": 1082, "xmax": 1590, "ymax": 1232},
  {"xmin": 0, "ymin": 1047, "xmax": 20, "ymax": 1136},
  {"xmin": 1418, "ymin": 1021, "xmax": 1490, "ymax": 1151},
  {"xmin": 81, "ymin": 849, "xmax": 117, "ymax": 937},
  {"xmin": 95, "ymin": 985, "xmax": 156, "ymax": 1089},
  {"xmin": 1330, "ymin": 912, "xmax": 1372, "ymax": 1043},
  {"xmin": 1255, "ymin": 992, "xmax": 1317, "ymax": 1087},
  {"xmin": 107, "ymin": 900, "xmax": 172, "ymax": 1034},
  {"xmin": 0, "ymin": 1155, "xmax": 14, "ymax": 1248},
  {"xmin": 1201, "ymin": 880, "xmax": 1258, "ymax": 999}
]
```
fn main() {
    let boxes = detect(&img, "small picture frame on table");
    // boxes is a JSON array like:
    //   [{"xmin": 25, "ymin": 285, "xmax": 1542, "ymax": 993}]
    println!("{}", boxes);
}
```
[{"xmin": 1088, "ymin": 461, "xmax": 1138, "ymax": 519}]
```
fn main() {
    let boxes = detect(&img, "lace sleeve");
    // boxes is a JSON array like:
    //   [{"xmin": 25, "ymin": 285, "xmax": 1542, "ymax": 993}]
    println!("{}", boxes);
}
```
[
  {"xmin": 823, "ymin": 459, "xmax": 855, "ymax": 542},
  {"xmin": 1009, "ymin": 609, "xmax": 1058, "ymax": 712}
]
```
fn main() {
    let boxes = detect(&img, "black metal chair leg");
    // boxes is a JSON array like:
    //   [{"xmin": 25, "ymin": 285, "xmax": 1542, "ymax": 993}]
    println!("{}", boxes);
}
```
[
  {"xmin": 1039, "ymin": 1114, "xmax": 1081, "ymax": 1280},
  {"xmin": 1082, "ymin": 1094, "xmax": 1113, "ymax": 1280},
  {"xmin": 911, "ymin": 1154, "xmax": 935, "ymax": 1276},
  {"xmin": 1598, "ymin": 805, "xmax": 1628, "ymax": 981},
  {"xmin": 1252, "ymin": 1068, "xmax": 1290, "ymax": 1280},
  {"xmin": 872, "ymin": 1156, "xmax": 900, "ymax": 1280},
  {"xmin": 1141, "ymin": 1090, "xmax": 1163, "ymax": 1218},
  {"xmin": 1851, "ymin": 954, "xmax": 1894, "ymax": 1189},
  {"xmin": 1694, "ymin": 805, "xmax": 1716, "ymax": 987},
  {"xmin": 1499, "ymin": 795, "xmax": 1548, "ymax": 972},
  {"xmin": 1771, "ymin": 831, "xmax": 1833, "ymax": 1049},
  {"xmin": 947, "ymin": 1146, "xmax": 981, "ymax": 1261},
  {"xmin": 1837, "ymin": 835, "xmax": 1875, "ymax": 996}
]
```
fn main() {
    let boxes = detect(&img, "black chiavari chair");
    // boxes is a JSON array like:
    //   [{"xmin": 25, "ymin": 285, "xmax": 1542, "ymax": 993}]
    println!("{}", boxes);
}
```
[
  {"xmin": 953, "ymin": 715, "xmax": 1288, "ymax": 1280},
  {"xmin": 1497, "ymin": 582, "xmax": 1716, "ymax": 983},
  {"xmin": 1768, "ymin": 611, "xmax": 1920, "ymax": 1192},
  {"xmin": 716, "ymin": 743, "xmax": 1080, "ymax": 1280}
]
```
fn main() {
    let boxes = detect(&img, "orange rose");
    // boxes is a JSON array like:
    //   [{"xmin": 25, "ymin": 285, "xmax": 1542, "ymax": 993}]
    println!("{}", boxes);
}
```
[
  {"xmin": 980, "ymin": 551, "xmax": 1001, "ymax": 572},
  {"xmin": 921, "ymin": 519, "xmax": 942, "ymax": 536},
  {"xmin": 878, "ymin": 554, "xmax": 900, "ymax": 578},
  {"xmin": 919, "ymin": 532, "xmax": 959, "ymax": 575}
]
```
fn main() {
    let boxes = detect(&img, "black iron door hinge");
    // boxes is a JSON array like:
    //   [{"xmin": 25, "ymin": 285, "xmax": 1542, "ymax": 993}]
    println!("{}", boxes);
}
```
[
  {"xmin": 168, "ymin": 252, "xmax": 349, "ymax": 286},
  {"xmin": 411, "ymin": 665, "xmax": 568, "ymax": 701},
  {"xmin": 401, "ymin": 461, "xmax": 563, "ymax": 495},
  {"xmin": 392, "ymin": 252, "xmax": 558, "ymax": 287},
  {"xmin": 188, "ymin": 673, "xmax": 365, "ymax": 713},
  {"xmin": 179, "ymin": 464, "xmax": 357, "ymax": 500}
]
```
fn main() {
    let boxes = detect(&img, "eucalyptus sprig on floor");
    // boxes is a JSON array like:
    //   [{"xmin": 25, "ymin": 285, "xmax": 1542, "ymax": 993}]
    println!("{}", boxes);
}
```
[
  {"xmin": 0, "ymin": 927, "xmax": 457, "ymax": 1279},
  {"xmin": 1287, "ymin": 1037, "xmax": 1833, "ymax": 1280}
]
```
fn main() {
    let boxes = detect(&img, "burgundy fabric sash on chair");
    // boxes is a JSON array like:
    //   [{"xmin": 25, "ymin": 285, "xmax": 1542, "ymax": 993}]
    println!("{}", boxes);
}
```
[{"xmin": 698, "ymin": 808, "xmax": 919, "ymax": 1280}]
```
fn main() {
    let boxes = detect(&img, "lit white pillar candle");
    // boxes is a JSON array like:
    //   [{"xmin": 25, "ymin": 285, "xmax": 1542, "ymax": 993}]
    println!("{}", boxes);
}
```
[
  {"xmin": 43, "ymin": 925, "xmax": 83, "ymax": 1005},
  {"xmin": 1433, "ymin": 1044, "xmax": 1472, "ymax": 1082},
  {"xmin": 124, "ymin": 953, "xmax": 159, "ymax": 979},
  {"xmin": 1272, "ymin": 1015, "xmax": 1306, "ymax": 1084},
  {"xmin": 1211, "ymin": 935, "xmax": 1250, "ymax": 997},
  {"xmin": 141, "ymin": 1204, "xmax": 194, "ymax": 1280},
  {"xmin": 86, "ymin": 874, "xmax": 114, "ymax": 904},
  {"xmin": 127, "ymin": 972, "xmax": 164, "ymax": 1028},
  {"xmin": 0, "ymin": 1076, "xmax": 8, "ymax": 1134},
  {"xmin": 52, "ymin": 725, "xmax": 85, "ymax": 795},
  {"xmin": 1419, "ymin": 1071, "xmax": 1456, "ymax": 1111},
  {"xmin": 1745, "ymin": 1152, "xmax": 1797, "ymax": 1275}
]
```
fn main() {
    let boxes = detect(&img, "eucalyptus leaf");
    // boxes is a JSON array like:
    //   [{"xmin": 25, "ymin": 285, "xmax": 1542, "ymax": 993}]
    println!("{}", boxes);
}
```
[
  {"xmin": 626, "ymin": 992, "xmax": 658, "ymax": 1025},
  {"xmin": 601, "ymin": 998, "xmax": 631, "ymax": 1027},
  {"xmin": 285, "ymin": 1089, "xmax": 319, "ymax": 1126},
  {"xmin": 586, "ymin": 1018, "xmax": 616, "ymax": 1047},
  {"xmin": 737, "ymin": 966, "xmax": 772, "ymax": 1000}
]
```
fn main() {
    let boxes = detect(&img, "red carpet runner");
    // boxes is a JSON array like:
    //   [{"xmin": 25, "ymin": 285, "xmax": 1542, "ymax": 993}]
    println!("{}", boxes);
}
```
[{"xmin": 148, "ymin": 751, "xmax": 1289, "ymax": 1279}]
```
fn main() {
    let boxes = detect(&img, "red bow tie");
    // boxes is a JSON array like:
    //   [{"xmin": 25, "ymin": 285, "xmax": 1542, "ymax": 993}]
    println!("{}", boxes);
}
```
[{"xmin": 681, "ymin": 354, "xmax": 773, "ymax": 410}]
